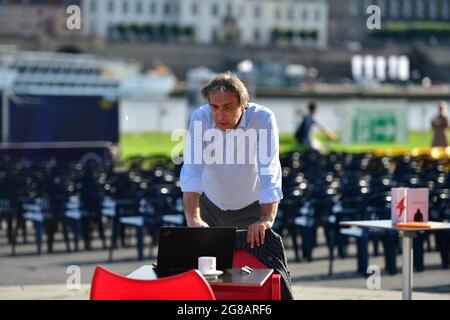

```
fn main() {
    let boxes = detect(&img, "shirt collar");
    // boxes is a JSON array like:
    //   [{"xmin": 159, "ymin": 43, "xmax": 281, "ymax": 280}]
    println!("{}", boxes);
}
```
[{"xmin": 236, "ymin": 107, "xmax": 247, "ymax": 129}]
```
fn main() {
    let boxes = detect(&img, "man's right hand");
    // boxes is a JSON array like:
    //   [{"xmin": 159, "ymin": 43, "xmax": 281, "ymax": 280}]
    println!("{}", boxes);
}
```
[
  {"xmin": 186, "ymin": 216, "xmax": 209, "ymax": 228},
  {"xmin": 183, "ymin": 192, "xmax": 208, "ymax": 227}
]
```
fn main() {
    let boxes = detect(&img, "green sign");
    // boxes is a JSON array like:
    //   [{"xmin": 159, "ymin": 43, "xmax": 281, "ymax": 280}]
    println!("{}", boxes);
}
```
[{"xmin": 342, "ymin": 101, "xmax": 407, "ymax": 144}]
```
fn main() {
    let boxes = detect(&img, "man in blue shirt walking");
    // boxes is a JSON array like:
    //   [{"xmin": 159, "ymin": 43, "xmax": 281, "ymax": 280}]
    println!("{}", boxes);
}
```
[{"xmin": 296, "ymin": 102, "xmax": 337, "ymax": 153}]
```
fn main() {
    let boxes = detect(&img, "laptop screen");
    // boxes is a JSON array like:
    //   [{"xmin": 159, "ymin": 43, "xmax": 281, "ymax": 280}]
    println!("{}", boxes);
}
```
[{"xmin": 156, "ymin": 227, "xmax": 237, "ymax": 273}]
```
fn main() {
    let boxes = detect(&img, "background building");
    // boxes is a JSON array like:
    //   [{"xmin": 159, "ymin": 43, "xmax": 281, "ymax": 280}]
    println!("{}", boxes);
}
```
[
  {"xmin": 0, "ymin": 0, "xmax": 82, "ymax": 38},
  {"xmin": 81, "ymin": 0, "xmax": 329, "ymax": 48},
  {"xmin": 330, "ymin": 0, "xmax": 450, "ymax": 47}
]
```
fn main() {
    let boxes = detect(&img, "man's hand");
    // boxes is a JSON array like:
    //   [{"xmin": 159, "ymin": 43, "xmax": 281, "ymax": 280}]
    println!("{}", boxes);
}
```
[
  {"xmin": 247, "ymin": 202, "xmax": 278, "ymax": 248},
  {"xmin": 186, "ymin": 216, "xmax": 209, "ymax": 228},
  {"xmin": 247, "ymin": 220, "xmax": 272, "ymax": 249},
  {"xmin": 183, "ymin": 192, "xmax": 208, "ymax": 228}
]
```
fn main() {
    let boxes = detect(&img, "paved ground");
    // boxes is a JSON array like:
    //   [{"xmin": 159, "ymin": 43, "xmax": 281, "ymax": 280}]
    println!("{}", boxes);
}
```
[
  {"xmin": 1, "ymin": 283, "xmax": 449, "ymax": 300},
  {"xmin": 1, "ymin": 224, "xmax": 449, "ymax": 300}
]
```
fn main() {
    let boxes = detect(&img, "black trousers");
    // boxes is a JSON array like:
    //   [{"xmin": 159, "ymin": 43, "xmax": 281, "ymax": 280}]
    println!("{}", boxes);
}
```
[{"xmin": 199, "ymin": 194, "xmax": 261, "ymax": 229}]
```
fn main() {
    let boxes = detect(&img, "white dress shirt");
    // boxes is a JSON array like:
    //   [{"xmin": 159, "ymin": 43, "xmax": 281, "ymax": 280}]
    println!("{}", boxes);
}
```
[{"xmin": 180, "ymin": 103, "xmax": 283, "ymax": 210}]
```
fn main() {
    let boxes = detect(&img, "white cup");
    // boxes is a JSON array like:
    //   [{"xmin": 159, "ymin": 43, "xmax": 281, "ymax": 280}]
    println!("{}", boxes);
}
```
[{"xmin": 198, "ymin": 256, "xmax": 216, "ymax": 274}]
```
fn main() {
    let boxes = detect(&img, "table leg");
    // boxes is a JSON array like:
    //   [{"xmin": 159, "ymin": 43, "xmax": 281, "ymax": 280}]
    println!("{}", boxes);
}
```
[{"xmin": 402, "ymin": 235, "xmax": 413, "ymax": 300}]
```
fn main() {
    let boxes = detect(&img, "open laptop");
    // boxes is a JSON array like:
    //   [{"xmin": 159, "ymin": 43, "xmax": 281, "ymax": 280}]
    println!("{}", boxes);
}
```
[{"xmin": 155, "ymin": 227, "xmax": 237, "ymax": 276}]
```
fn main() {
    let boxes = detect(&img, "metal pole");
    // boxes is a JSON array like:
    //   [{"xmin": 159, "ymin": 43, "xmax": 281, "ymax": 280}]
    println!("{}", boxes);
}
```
[
  {"xmin": 2, "ymin": 90, "xmax": 9, "ymax": 143},
  {"xmin": 402, "ymin": 233, "xmax": 414, "ymax": 300}
]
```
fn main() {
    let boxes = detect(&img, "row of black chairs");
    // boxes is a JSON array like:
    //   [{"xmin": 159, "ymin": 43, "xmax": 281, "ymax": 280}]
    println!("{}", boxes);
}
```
[
  {"xmin": 0, "ymin": 156, "xmax": 185, "ymax": 261},
  {"xmin": 275, "ymin": 151, "xmax": 450, "ymax": 275},
  {"xmin": 1, "ymin": 152, "xmax": 450, "ymax": 272}
]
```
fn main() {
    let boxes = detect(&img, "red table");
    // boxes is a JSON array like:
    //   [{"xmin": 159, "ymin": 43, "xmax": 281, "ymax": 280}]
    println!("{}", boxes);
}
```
[{"xmin": 127, "ymin": 266, "xmax": 275, "ymax": 300}]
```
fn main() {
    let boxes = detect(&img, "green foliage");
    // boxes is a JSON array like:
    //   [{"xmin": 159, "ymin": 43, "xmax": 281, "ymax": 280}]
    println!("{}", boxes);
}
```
[{"xmin": 371, "ymin": 22, "xmax": 450, "ymax": 39}]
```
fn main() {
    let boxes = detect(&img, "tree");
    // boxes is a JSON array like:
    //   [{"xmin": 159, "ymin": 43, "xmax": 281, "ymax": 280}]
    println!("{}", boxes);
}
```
[
  {"xmin": 117, "ymin": 23, "xmax": 129, "ymax": 40},
  {"xmin": 158, "ymin": 24, "xmax": 168, "ymax": 40},
  {"xmin": 271, "ymin": 27, "xmax": 284, "ymax": 43},
  {"xmin": 143, "ymin": 24, "xmax": 155, "ymax": 41},
  {"xmin": 285, "ymin": 29, "xmax": 294, "ymax": 42},
  {"xmin": 129, "ymin": 23, "xmax": 142, "ymax": 41},
  {"xmin": 183, "ymin": 26, "xmax": 195, "ymax": 39},
  {"xmin": 170, "ymin": 25, "xmax": 180, "ymax": 38},
  {"xmin": 299, "ymin": 30, "xmax": 307, "ymax": 40}
]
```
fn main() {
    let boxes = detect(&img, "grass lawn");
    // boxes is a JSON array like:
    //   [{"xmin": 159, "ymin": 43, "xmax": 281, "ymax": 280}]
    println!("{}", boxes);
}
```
[
  {"xmin": 120, "ymin": 131, "xmax": 434, "ymax": 160},
  {"xmin": 120, "ymin": 131, "xmax": 180, "ymax": 159},
  {"xmin": 282, "ymin": 131, "xmax": 433, "ymax": 154}
]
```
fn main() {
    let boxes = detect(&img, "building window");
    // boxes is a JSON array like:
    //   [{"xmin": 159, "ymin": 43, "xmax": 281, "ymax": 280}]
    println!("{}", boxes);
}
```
[
  {"xmin": 192, "ymin": 2, "xmax": 198, "ymax": 15},
  {"xmin": 315, "ymin": 8, "xmax": 321, "ymax": 21},
  {"xmin": 429, "ymin": 0, "xmax": 437, "ymax": 19},
  {"xmin": 240, "ymin": 4, "xmax": 245, "ymax": 17},
  {"xmin": 363, "ymin": 0, "xmax": 372, "ymax": 12},
  {"xmin": 274, "ymin": 7, "xmax": 281, "ymax": 20},
  {"xmin": 211, "ymin": 3, "xmax": 219, "ymax": 16},
  {"xmin": 226, "ymin": 2, "xmax": 232, "ymax": 16},
  {"xmin": 389, "ymin": 0, "xmax": 400, "ymax": 18},
  {"xmin": 443, "ymin": 0, "xmax": 450, "ymax": 19},
  {"xmin": 164, "ymin": 3, "xmax": 171, "ymax": 15},
  {"xmin": 122, "ymin": 1, "xmax": 128, "ymax": 14},
  {"xmin": 415, "ymin": 0, "xmax": 425, "ymax": 19},
  {"xmin": 378, "ymin": 0, "xmax": 387, "ymax": 16},
  {"xmin": 108, "ymin": 0, "xmax": 114, "ymax": 13},
  {"xmin": 90, "ymin": 0, "xmax": 96, "ymax": 13},
  {"xmin": 150, "ymin": 2, "xmax": 157, "ymax": 15},
  {"xmin": 136, "ymin": 1, "xmax": 142, "ymax": 14},
  {"xmin": 403, "ymin": 0, "xmax": 412, "ymax": 18},
  {"xmin": 254, "ymin": 4, "xmax": 261, "ymax": 18},
  {"xmin": 287, "ymin": 7, "xmax": 294, "ymax": 20},
  {"xmin": 302, "ymin": 8, "xmax": 309, "ymax": 21},
  {"xmin": 349, "ymin": 0, "xmax": 359, "ymax": 16}
]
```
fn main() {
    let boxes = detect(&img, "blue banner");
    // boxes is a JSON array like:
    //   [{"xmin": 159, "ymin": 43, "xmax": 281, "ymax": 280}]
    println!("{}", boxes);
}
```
[{"xmin": 9, "ymin": 95, "xmax": 119, "ymax": 143}]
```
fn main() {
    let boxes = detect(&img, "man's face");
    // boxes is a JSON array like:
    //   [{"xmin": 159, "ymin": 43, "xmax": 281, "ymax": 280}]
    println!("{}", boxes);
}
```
[{"xmin": 209, "ymin": 90, "xmax": 244, "ymax": 131}]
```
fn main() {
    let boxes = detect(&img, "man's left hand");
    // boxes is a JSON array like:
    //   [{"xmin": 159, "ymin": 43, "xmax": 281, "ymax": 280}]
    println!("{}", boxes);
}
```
[{"xmin": 247, "ymin": 220, "xmax": 273, "ymax": 249}]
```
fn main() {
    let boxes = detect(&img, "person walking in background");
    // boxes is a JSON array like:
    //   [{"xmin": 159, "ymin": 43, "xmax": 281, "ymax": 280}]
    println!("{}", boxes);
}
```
[
  {"xmin": 295, "ymin": 102, "xmax": 337, "ymax": 153},
  {"xmin": 431, "ymin": 101, "xmax": 449, "ymax": 147}
]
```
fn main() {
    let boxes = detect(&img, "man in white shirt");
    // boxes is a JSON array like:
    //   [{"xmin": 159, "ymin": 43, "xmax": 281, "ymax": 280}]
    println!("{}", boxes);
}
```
[{"xmin": 180, "ymin": 72, "xmax": 283, "ymax": 249}]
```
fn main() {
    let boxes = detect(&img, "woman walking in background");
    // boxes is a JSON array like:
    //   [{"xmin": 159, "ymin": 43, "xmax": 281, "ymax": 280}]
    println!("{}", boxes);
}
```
[{"xmin": 431, "ymin": 101, "xmax": 449, "ymax": 147}]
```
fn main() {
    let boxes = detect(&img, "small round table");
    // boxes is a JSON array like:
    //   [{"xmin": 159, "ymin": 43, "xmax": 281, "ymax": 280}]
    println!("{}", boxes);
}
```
[{"xmin": 340, "ymin": 220, "xmax": 450, "ymax": 300}]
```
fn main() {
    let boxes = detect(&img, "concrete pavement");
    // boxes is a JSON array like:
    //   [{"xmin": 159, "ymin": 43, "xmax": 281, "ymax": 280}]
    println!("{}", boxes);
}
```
[
  {"xmin": 0, "ymin": 283, "xmax": 449, "ymax": 300},
  {"xmin": 1, "ymin": 226, "xmax": 449, "ymax": 300}
]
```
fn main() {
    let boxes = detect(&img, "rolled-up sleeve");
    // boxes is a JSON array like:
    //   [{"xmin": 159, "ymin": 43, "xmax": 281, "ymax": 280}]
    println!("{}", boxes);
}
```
[
  {"xmin": 180, "ymin": 110, "xmax": 204, "ymax": 194},
  {"xmin": 257, "ymin": 112, "xmax": 283, "ymax": 204}
]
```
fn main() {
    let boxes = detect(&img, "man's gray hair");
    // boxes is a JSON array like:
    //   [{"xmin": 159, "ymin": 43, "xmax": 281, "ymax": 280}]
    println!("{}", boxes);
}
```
[{"xmin": 201, "ymin": 71, "xmax": 250, "ymax": 107}]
